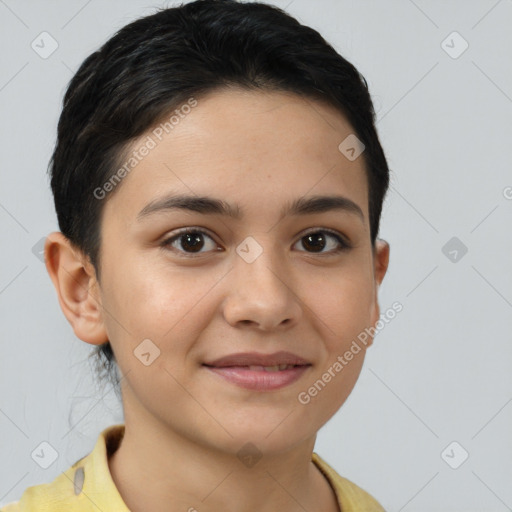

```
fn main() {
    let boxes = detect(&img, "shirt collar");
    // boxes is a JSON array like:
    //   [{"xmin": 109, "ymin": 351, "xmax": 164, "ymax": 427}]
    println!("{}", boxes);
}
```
[{"xmin": 70, "ymin": 423, "xmax": 129, "ymax": 511}]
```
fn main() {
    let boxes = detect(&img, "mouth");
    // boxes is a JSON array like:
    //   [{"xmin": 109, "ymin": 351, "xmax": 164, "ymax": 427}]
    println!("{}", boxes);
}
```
[{"xmin": 203, "ymin": 351, "xmax": 312, "ymax": 391}]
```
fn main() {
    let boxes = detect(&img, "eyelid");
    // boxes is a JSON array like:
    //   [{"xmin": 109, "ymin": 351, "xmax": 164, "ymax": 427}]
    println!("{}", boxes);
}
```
[
  {"xmin": 299, "ymin": 227, "xmax": 351, "ymax": 245},
  {"xmin": 166, "ymin": 226, "xmax": 217, "ymax": 240}
]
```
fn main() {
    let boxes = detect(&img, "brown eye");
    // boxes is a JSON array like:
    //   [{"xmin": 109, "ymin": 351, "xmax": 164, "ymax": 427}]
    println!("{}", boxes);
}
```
[
  {"xmin": 161, "ymin": 229, "xmax": 218, "ymax": 256},
  {"xmin": 302, "ymin": 232, "xmax": 327, "ymax": 252},
  {"xmin": 177, "ymin": 232, "xmax": 205, "ymax": 252},
  {"xmin": 295, "ymin": 230, "xmax": 350, "ymax": 254}
]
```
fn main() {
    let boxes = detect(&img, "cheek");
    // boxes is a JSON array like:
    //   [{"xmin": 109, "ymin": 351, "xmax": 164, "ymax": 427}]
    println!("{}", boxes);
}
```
[
  {"xmin": 99, "ymin": 256, "xmax": 223, "ymax": 357},
  {"xmin": 296, "ymin": 339, "xmax": 366, "ymax": 430},
  {"xmin": 299, "ymin": 267, "xmax": 374, "ymax": 417},
  {"xmin": 326, "ymin": 290, "xmax": 373, "ymax": 343},
  {"xmin": 308, "ymin": 266, "xmax": 375, "ymax": 345}
]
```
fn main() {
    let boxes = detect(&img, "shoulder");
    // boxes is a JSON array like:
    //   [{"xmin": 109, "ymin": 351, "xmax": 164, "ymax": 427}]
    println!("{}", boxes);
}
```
[
  {"xmin": 0, "ymin": 502, "xmax": 20, "ymax": 512},
  {"xmin": 0, "ymin": 424, "xmax": 127, "ymax": 512},
  {"xmin": 0, "ymin": 468, "xmax": 78, "ymax": 512},
  {"xmin": 0, "ymin": 460, "xmax": 91, "ymax": 512},
  {"xmin": 312, "ymin": 452, "xmax": 386, "ymax": 512}
]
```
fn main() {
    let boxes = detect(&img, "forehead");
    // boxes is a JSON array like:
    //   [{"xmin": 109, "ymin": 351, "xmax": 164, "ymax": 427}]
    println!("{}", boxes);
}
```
[{"xmin": 103, "ymin": 88, "xmax": 369, "ymax": 224}]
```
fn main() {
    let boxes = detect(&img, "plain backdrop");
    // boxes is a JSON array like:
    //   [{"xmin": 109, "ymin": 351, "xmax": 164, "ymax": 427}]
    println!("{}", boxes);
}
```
[{"xmin": 1, "ymin": 1, "xmax": 511, "ymax": 510}]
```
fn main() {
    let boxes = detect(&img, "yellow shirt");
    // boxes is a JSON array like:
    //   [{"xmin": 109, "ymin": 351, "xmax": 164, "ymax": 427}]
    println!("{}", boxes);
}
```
[{"xmin": 1, "ymin": 424, "xmax": 385, "ymax": 511}]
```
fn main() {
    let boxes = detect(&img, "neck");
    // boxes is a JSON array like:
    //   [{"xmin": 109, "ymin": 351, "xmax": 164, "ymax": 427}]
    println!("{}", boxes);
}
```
[{"xmin": 108, "ymin": 403, "xmax": 339, "ymax": 512}]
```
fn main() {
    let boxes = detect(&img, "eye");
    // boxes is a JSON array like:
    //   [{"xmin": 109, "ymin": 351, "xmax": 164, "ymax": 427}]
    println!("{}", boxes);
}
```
[
  {"xmin": 160, "ymin": 227, "xmax": 351, "ymax": 258},
  {"xmin": 294, "ymin": 229, "xmax": 351, "ymax": 254},
  {"xmin": 161, "ymin": 228, "xmax": 219, "ymax": 257}
]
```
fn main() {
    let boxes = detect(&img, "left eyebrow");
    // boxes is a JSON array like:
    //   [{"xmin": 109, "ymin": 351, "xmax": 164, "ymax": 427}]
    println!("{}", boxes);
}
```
[
  {"xmin": 283, "ymin": 195, "xmax": 364, "ymax": 223},
  {"xmin": 137, "ymin": 193, "xmax": 364, "ymax": 223}
]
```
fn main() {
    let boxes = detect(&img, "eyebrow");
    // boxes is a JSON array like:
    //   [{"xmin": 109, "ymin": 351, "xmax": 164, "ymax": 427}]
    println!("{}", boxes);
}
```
[{"xmin": 137, "ymin": 194, "xmax": 364, "ymax": 223}]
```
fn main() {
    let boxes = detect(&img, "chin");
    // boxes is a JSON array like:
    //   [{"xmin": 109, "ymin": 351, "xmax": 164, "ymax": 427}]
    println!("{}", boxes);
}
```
[{"xmin": 206, "ymin": 411, "xmax": 317, "ymax": 457}]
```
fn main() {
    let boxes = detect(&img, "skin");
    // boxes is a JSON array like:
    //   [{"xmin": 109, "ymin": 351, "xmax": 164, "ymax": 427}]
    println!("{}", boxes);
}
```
[{"xmin": 45, "ymin": 88, "xmax": 389, "ymax": 512}]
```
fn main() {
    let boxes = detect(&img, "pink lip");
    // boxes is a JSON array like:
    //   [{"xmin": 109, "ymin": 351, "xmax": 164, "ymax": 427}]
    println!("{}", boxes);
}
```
[
  {"xmin": 203, "ymin": 351, "xmax": 311, "ymax": 391},
  {"xmin": 206, "ymin": 366, "xmax": 310, "ymax": 391}
]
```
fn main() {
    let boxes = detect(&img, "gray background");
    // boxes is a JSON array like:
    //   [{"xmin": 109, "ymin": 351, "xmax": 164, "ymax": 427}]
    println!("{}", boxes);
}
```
[{"xmin": 1, "ymin": 1, "xmax": 511, "ymax": 510}]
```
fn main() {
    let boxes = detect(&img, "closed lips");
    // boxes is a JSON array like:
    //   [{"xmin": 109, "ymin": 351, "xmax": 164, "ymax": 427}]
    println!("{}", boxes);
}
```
[
  {"xmin": 203, "ymin": 351, "xmax": 311, "ymax": 368},
  {"xmin": 203, "ymin": 352, "xmax": 312, "ymax": 391},
  {"xmin": 247, "ymin": 364, "xmax": 297, "ymax": 371}
]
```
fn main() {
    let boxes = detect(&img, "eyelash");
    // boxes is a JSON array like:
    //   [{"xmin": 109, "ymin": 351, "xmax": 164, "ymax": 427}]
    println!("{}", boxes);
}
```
[{"xmin": 160, "ymin": 227, "xmax": 352, "ymax": 258}]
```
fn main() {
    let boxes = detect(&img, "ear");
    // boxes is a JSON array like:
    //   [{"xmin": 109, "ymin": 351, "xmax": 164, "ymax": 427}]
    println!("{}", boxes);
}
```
[
  {"xmin": 373, "ymin": 238, "xmax": 390, "ymax": 289},
  {"xmin": 44, "ymin": 232, "xmax": 108, "ymax": 345},
  {"xmin": 367, "ymin": 238, "xmax": 390, "ymax": 346}
]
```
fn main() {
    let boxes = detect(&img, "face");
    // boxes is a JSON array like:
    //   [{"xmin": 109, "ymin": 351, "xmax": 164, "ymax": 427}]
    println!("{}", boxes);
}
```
[{"xmin": 92, "ymin": 88, "xmax": 388, "ymax": 455}]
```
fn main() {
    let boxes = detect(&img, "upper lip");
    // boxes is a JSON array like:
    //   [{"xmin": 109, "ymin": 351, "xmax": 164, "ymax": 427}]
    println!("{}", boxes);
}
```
[{"xmin": 203, "ymin": 351, "xmax": 311, "ymax": 367}]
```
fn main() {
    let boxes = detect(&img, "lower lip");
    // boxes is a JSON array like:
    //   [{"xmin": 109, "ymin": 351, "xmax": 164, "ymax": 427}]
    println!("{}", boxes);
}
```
[{"xmin": 204, "ymin": 365, "xmax": 310, "ymax": 391}]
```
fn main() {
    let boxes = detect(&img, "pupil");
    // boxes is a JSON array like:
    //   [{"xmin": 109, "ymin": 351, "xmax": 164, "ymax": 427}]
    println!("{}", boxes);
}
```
[
  {"xmin": 182, "ymin": 232, "xmax": 204, "ymax": 252},
  {"xmin": 303, "ymin": 233, "xmax": 325, "ymax": 252}
]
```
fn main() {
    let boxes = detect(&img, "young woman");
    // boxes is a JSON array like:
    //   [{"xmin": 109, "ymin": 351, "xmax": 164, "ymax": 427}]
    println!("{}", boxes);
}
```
[{"xmin": 2, "ymin": 1, "xmax": 390, "ymax": 510}]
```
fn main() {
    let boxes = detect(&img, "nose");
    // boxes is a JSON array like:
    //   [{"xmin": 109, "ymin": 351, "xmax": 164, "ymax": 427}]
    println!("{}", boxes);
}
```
[{"xmin": 222, "ymin": 247, "xmax": 303, "ymax": 332}]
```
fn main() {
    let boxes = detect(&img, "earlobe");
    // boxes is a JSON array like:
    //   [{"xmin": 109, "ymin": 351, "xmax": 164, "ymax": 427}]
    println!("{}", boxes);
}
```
[{"xmin": 44, "ymin": 232, "xmax": 108, "ymax": 345}]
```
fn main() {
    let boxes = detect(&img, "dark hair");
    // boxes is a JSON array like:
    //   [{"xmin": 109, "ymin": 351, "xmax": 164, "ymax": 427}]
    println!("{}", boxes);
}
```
[{"xmin": 49, "ymin": 0, "xmax": 390, "ymax": 391}]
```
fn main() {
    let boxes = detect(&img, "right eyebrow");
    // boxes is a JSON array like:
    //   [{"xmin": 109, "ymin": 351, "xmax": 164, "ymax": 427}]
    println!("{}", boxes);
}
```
[{"xmin": 137, "ymin": 194, "xmax": 242, "ymax": 220}]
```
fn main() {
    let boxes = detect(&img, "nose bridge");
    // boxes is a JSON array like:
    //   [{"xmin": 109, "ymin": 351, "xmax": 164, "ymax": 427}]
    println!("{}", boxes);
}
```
[
  {"xmin": 235, "ymin": 235, "xmax": 288, "ymax": 297},
  {"xmin": 223, "ymin": 235, "xmax": 301, "ymax": 329}
]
